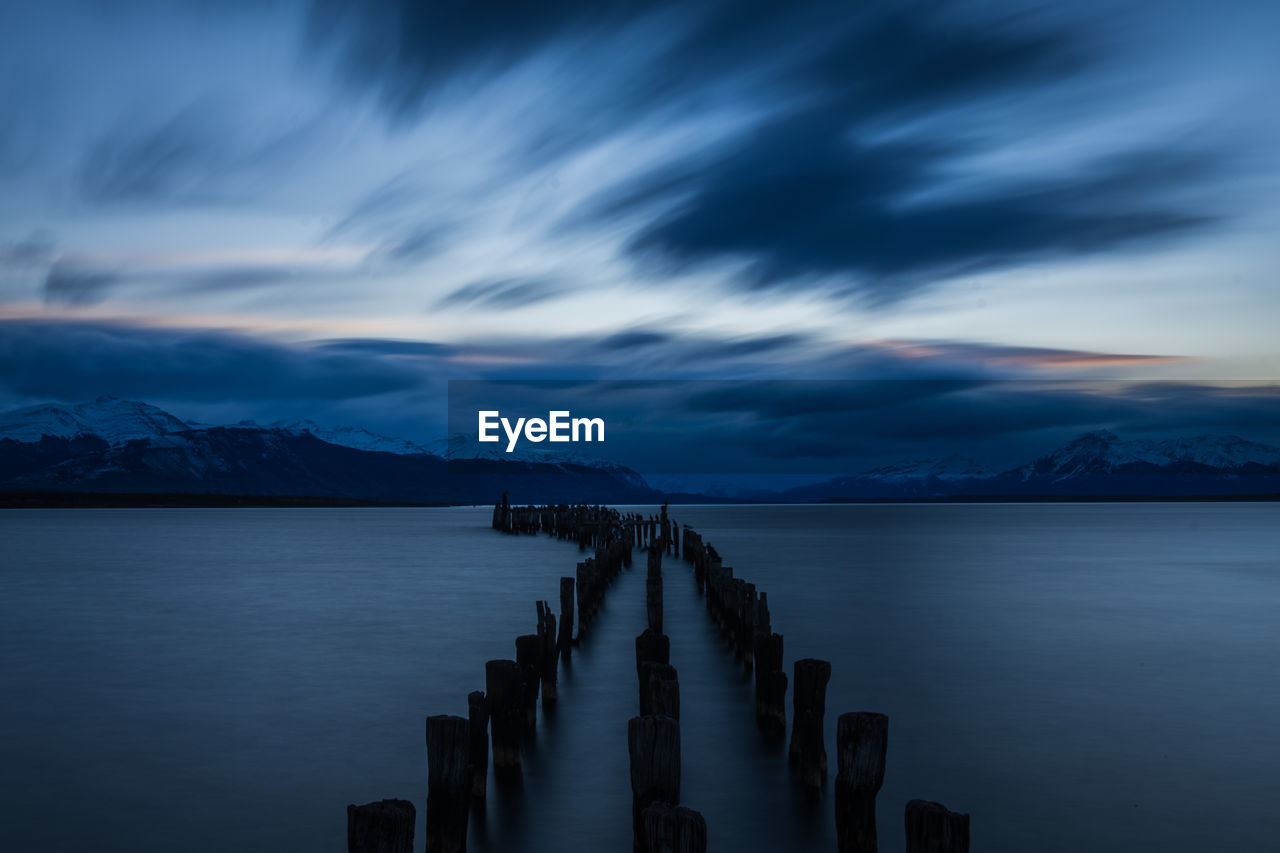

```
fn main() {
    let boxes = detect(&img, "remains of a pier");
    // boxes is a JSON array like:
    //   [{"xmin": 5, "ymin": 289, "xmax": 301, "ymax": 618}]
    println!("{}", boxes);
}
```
[
  {"xmin": 425, "ymin": 714, "xmax": 470, "ymax": 853},
  {"xmin": 485, "ymin": 659, "xmax": 522, "ymax": 776},
  {"xmin": 835, "ymin": 711, "xmax": 889, "ymax": 853},
  {"xmin": 905, "ymin": 799, "xmax": 970, "ymax": 853},
  {"xmin": 466, "ymin": 691, "xmax": 489, "ymax": 800},
  {"xmin": 790, "ymin": 657, "xmax": 832, "ymax": 792},
  {"xmin": 347, "ymin": 799, "xmax": 415, "ymax": 853},
  {"xmin": 352, "ymin": 499, "xmax": 967, "ymax": 853}
]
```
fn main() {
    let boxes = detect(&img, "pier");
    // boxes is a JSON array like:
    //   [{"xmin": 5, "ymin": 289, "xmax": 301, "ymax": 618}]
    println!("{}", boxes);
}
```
[{"xmin": 348, "ymin": 497, "xmax": 970, "ymax": 852}]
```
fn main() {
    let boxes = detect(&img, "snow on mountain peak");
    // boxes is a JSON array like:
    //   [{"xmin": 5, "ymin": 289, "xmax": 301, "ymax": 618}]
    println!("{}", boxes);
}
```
[
  {"xmin": 0, "ymin": 397, "xmax": 190, "ymax": 444},
  {"xmin": 271, "ymin": 419, "xmax": 432, "ymax": 456},
  {"xmin": 1031, "ymin": 431, "xmax": 1280, "ymax": 480}
]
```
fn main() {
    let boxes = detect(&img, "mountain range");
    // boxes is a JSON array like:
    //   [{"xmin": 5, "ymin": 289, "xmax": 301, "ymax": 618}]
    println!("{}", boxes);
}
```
[{"xmin": 1, "ymin": 397, "xmax": 1277, "ymax": 503}]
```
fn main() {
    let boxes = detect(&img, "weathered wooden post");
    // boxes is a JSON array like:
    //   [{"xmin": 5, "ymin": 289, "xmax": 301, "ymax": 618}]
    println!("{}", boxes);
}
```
[
  {"xmin": 789, "ymin": 658, "xmax": 831, "ymax": 792},
  {"xmin": 536, "ymin": 603, "xmax": 559, "ymax": 703},
  {"xmin": 754, "ymin": 632, "xmax": 787, "ymax": 736},
  {"xmin": 905, "ymin": 800, "xmax": 969, "ymax": 853},
  {"xmin": 515, "ymin": 634, "xmax": 540, "ymax": 731},
  {"xmin": 639, "ymin": 661, "xmax": 679, "ymax": 718},
  {"xmin": 646, "ymin": 560, "xmax": 663, "ymax": 634},
  {"xmin": 628, "ymin": 715, "xmax": 681, "ymax": 853},
  {"xmin": 558, "ymin": 576, "xmax": 575, "ymax": 657},
  {"xmin": 835, "ymin": 712, "xmax": 888, "ymax": 853},
  {"xmin": 485, "ymin": 659, "xmax": 522, "ymax": 776},
  {"xmin": 635, "ymin": 629, "xmax": 670, "ymax": 704},
  {"xmin": 467, "ymin": 691, "xmax": 489, "ymax": 800},
  {"xmin": 425, "ymin": 714, "xmax": 470, "ymax": 853},
  {"xmin": 641, "ymin": 802, "xmax": 706, "ymax": 853},
  {"xmin": 347, "ymin": 798, "xmax": 415, "ymax": 853}
]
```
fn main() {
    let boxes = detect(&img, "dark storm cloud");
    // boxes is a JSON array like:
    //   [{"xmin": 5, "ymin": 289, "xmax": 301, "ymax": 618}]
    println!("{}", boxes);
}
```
[
  {"xmin": 308, "ymin": 1, "xmax": 1225, "ymax": 303},
  {"xmin": 307, "ymin": 0, "xmax": 657, "ymax": 115},
  {"xmin": 0, "ymin": 319, "xmax": 424, "ymax": 402},
  {"xmin": 434, "ymin": 277, "xmax": 573, "ymax": 311},
  {"xmin": 622, "ymin": 132, "xmax": 1214, "ymax": 299}
]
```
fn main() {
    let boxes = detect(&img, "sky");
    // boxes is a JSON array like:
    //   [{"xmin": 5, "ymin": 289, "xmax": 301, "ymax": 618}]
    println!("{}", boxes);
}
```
[{"xmin": 0, "ymin": 0, "xmax": 1277, "ymax": 452}]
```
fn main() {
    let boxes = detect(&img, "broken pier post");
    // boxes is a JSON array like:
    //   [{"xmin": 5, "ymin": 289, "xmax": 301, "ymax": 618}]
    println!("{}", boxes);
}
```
[
  {"xmin": 425, "ymin": 714, "xmax": 470, "ymax": 853},
  {"xmin": 753, "ymin": 632, "xmax": 787, "ymax": 736},
  {"xmin": 558, "ymin": 576, "xmax": 575, "ymax": 657},
  {"xmin": 835, "ymin": 711, "xmax": 888, "ymax": 853},
  {"xmin": 904, "ymin": 800, "xmax": 970, "ymax": 853},
  {"xmin": 347, "ymin": 799, "xmax": 415, "ymax": 853},
  {"xmin": 515, "ymin": 634, "xmax": 540, "ymax": 732},
  {"xmin": 641, "ymin": 802, "xmax": 706, "ymax": 853},
  {"xmin": 639, "ymin": 661, "xmax": 679, "ymax": 719},
  {"xmin": 628, "ymin": 715, "xmax": 681, "ymax": 853},
  {"xmin": 789, "ymin": 658, "xmax": 831, "ymax": 792},
  {"xmin": 485, "ymin": 659, "xmax": 522, "ymax": 777},
  {"xmin": 467, "ymin": 691, "xmax": 489, "ymax": 800}
]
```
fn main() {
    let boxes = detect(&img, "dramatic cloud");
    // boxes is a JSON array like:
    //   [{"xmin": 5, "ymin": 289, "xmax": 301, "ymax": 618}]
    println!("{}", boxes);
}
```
[
  {"xmin": 307, "ymin": 1, "xmax": 1229, "ymax": 302},
  {"xmin": 0, "ymin": 318, "xmax": 424, "ymax": 402}
]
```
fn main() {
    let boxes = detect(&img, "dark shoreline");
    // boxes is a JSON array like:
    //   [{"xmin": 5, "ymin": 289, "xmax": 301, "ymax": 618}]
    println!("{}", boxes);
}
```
[{"xmin": 0, "ymin": 490, "xmax": 1276, "ymax": 508}]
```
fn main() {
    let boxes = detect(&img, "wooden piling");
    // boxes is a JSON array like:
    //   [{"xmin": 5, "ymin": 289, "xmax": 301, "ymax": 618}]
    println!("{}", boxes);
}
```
[
  {"xmin": 466, "ymin": 691, "xmax": 489, "ymax": 800},
  {"xmin": 640, "ymin": 802, "xmax": 706, "ymax": 853},
  {"xmin": 536, "ymin": 603, "xmax": 559, "ymax": 704},
  {"xmin": 425, "ymin": 714, "xmax": 470, "ymax": 853},
  {"xmin": 515, "ymin": 634, "xmax": 540, "ymax": 731},
  {"xmin": 789, "ymin": 658, "xmax": 831, "ymax": 792},
  {"xmin": 904, "ymin": 800, "xmax": 969, "ymax": 853},
  {"xmin": 635, "ymin": 629, "xmax": 670, "ymax": 681},
  {"xmin": 558, "ymin": 576, "xmax": 575, "ymax": 657},
  {"xmin": 485, "ymin": 659, "xmax": 522, "ymax": 776},
  {"xmin": 347, "ymin": 798, "xmax": 415, "ymax": 853},
  {"xmin": 646, "ymin": 575, "xmax": 663, "ymax": 634},
  {"xmin": 645, "ymin": 663, "xmax": 680, "ymax": 720},
  {"xmin": 753, "ymin": 632, "xmax": 787, "ymax": 736},
  {"xmin": 628, "ymin": 715, "xmax": 681, "ymax": 853},
  {"xmin": 835, "ymin": 712, "xmax": 889, "ymax": 853}
]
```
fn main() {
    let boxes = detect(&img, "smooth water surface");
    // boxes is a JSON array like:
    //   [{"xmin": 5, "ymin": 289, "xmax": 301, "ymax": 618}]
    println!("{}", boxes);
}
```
[{"xmin": 1, "ymin": 504, "xmax": 1277, "ymax": 851}]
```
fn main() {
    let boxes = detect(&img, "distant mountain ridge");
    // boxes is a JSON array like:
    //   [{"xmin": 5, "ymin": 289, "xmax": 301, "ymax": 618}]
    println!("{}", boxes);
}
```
[
  {"xmin": 0, "ymin": 398, "xmax": 1276, "ymax": 502},
  {"xmin": 784, "ymin": 430, "xmax": 1280, "ymax": 501},
  {"xmin": 0, "ymin": 396, "xmax": 191, "ymax": 444},
  {"xmin": 0, "ymin": 398, "xmax": 661, "ymax": 504}
]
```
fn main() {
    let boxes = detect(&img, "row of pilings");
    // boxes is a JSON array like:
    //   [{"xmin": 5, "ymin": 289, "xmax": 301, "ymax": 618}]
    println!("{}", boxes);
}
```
[
  {"xmin": 348, "ymin": 499, "xmax": 969, "ymax": 853},
  {"xmin": 681, "ymin": 519, "xmax": 971, "ymax": 853},
  {"xmin": 629, "ymin": 505, "xmax": 707, "ymax": 852},
  {"xmin": 349, "ymin": 497, "xmax": 638, "ymax": 852}
]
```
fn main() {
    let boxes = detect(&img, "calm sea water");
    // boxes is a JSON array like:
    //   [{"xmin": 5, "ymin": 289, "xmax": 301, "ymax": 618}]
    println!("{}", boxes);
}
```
[{"xmin": 1, "ymin": 504, "xmax": 1277, "ymax": 852}]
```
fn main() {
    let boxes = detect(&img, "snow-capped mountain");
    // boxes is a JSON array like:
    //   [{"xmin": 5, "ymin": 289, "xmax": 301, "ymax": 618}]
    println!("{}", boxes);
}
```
[
  {"xmin": 0, "ymin": 398, "xmax": 660, "ymax": 503},
  {"xmin": 0, "ymin": 396, "xmax": 190, "ymax": 444},
  {"xmin": 271, "ymin": 420, "xmax": 432, "ymax": 456},
  {"xmin": 1013, "ymin": 430, "xmax": 1280, "ymax": 482},
  {"xmin": 2, "ymin": 398, "xmax": 1277, "ymax": 501}
]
